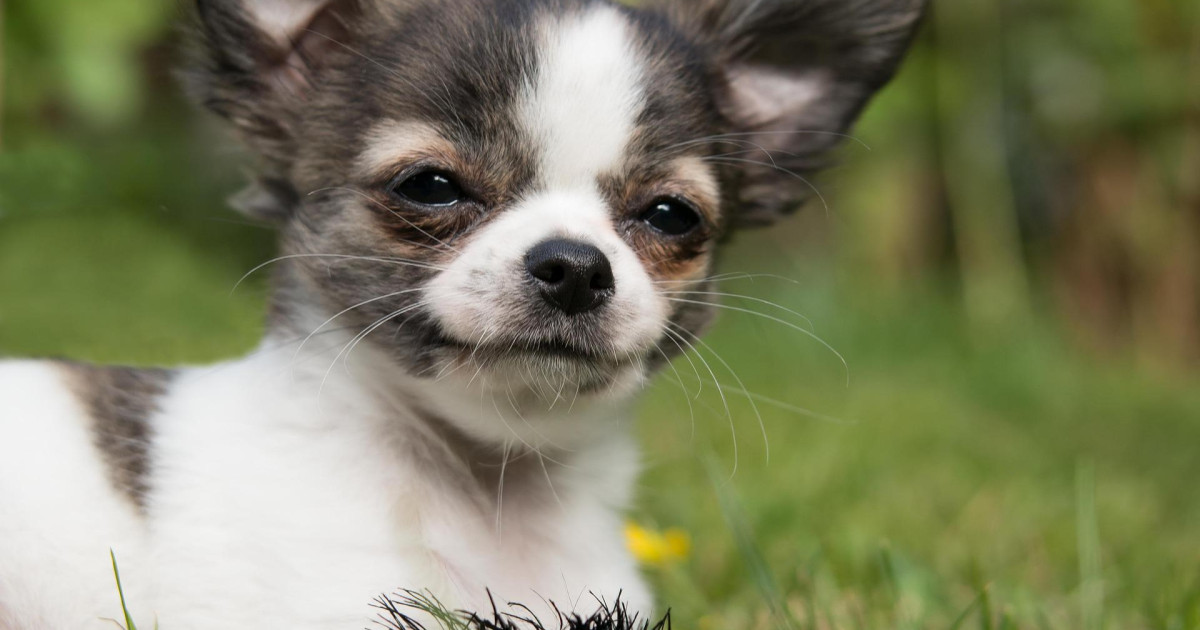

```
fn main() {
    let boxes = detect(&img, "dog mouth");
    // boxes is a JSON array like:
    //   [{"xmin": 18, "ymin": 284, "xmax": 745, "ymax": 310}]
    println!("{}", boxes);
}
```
[
  {"xmin": 432, "ymin": 331, "xmax": 640, "ymax": 366},
  {"xmin": 508, "ymin": 337, "xmax": 601, "ymax": 359}
]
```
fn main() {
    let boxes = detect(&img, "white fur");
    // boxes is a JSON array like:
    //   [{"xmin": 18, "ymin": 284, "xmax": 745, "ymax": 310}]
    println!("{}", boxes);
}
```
[
  {"xmin": 522, "ymin": 6, "xmax": 645, "ymax": 188},
  {"xmin": 0, "ymin": 363, "xmax": 149, "ymax": 628},
  {"xmin": 0, "ymin": 337, "xmax": 648, "ymax": 628}
]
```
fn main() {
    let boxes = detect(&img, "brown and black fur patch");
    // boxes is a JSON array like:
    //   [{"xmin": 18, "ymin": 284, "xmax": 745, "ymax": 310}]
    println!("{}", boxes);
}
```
[{"xmin": 61, "ymin": 363, "xmax": 174, "ymax": 510}]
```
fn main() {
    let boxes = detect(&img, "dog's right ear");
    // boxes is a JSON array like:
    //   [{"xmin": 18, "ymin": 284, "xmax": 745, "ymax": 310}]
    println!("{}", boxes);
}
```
[
  {"xmin": 647, "ymin": 0, "xmax": 926, "ymax": 226},
  {"xmin": 187, "ymin": 0, "xmax": 369, "ymax": 220}
]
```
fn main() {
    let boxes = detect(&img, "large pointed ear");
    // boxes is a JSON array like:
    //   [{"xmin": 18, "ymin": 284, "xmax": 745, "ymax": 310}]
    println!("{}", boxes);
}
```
[
  {"xmin": 651, "ymin": 0, "xmax": 927, "ymax": 226},
  {"xmin": 186, "ymin": 0, "xmax": 370, "ymax": 219}
]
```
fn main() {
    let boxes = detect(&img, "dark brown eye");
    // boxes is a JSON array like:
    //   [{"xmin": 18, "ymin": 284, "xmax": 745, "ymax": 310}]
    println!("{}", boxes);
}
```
[
  {"xmin": 391, "ymin": 170, "xmax": 465, "ymax": 206},
  {"xmin": 639, "ymin": 198, "xmax": 701, "ymax": 236}
]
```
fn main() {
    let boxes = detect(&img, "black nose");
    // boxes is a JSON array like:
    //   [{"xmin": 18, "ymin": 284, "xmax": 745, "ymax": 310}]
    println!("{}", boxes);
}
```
[{"xmin": 524, "ymin": 239, "xmax": 615, "ymax": 315}]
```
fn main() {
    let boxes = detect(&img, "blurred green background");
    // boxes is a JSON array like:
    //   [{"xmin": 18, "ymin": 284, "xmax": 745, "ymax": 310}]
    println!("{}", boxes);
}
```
[{"xmin": 2, "ymin": 1, "xmax": 1198, "ymax": 628}]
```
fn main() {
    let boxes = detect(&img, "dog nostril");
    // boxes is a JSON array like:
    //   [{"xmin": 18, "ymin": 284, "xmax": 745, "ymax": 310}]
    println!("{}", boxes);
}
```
[
  {"xmin": 524, "ymin": 239, "xmax": 615, "ymax": 315},
  {"xmin": 590, "ymin": 266, "xmax": 615, "ymax": 291},
  {"xmin": 532, "ymin": 262, "xmax": 567, "ymax": 284}
]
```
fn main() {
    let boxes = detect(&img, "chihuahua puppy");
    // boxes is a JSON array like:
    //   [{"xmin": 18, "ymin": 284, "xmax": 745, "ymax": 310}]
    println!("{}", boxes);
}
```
[{"xmin": 0, "ymin": 0, "xmax": 923, "ymax": 627}]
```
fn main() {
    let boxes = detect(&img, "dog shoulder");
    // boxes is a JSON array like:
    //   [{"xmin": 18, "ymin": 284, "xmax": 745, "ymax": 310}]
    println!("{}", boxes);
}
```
[
  {"xmin": 0, "ymin": 360, "xmax": 175, "ymax": 508},
  {"xmin": 0, "ymin": 360, "xmax": 166, "ymax": 625}
]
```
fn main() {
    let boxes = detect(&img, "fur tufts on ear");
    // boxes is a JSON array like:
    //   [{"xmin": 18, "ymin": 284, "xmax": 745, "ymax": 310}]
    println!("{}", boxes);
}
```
[
  {"xmin": 186, "ymin": 0, "xmax": 367, "ymax": 219},
  {"xmin": 651, "ymin": 0, "xmax": 928, "ymax": 226}
]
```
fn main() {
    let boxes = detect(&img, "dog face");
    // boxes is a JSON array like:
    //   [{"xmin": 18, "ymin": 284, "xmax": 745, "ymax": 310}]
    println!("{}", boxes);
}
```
[{"xmin": 190, "ymin": 0, "xmax": 923, "ymax": 405}]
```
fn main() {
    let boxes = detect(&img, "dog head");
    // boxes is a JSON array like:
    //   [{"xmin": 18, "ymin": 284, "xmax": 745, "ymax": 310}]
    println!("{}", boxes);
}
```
[{"xmin": 189, "ymin": 0, "xmax": 924, "ymax": 431}]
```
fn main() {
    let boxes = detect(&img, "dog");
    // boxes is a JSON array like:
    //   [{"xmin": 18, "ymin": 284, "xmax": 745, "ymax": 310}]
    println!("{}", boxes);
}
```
[{"xmin": 0, "ymin": 0, "xmax": 924, "ymax": 627}]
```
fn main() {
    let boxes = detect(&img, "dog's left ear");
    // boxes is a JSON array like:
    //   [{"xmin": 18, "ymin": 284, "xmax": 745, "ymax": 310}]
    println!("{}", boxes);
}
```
[
  {"xmin": 187, "ymin": 0, "xmax": 372, "ymax": 221},
  {"xmin": 650, "ymin": 0, "xmax": 927, "ymax": 226}
]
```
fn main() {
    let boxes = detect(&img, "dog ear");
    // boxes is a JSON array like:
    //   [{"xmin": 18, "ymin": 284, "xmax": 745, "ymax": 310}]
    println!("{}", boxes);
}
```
[
  {"xmin": 651, "ymin": 0, "xmax": 927, "ymax": 226},
  {"xmin": 187, "ymin": 0, "xmax": 369, "ymax": 220}
]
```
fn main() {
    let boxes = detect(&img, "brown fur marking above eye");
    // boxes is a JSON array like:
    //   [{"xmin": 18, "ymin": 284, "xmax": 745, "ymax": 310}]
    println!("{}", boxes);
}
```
[{"xmin": 356, "ymin": 120, "xmax": 452, "ymax": 180}]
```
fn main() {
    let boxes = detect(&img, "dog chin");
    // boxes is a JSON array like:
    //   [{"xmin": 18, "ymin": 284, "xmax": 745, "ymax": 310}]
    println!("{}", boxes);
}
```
[{"xmin": 428, "ymin": 334, "xmax": 648, "ymax": 401}]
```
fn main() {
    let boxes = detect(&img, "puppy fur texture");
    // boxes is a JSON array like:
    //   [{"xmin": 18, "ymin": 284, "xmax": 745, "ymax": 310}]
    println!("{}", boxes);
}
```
[{"xmin": 0, "ymin": 0, "xmax": 924, "ymax": 627}]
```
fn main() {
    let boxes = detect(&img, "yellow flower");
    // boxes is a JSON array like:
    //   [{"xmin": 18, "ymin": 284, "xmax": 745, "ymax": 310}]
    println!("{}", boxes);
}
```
[{"xmin": 625, "ymin": 521, "xmax": 691, "ymax": 567}]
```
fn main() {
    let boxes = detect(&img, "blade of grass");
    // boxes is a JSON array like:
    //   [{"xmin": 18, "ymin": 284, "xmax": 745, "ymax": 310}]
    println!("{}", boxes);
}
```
[
  {"xmin": 966, "ymin": 560, "xmax": 993, "ymax": 630},
  {"xmin": 703, "ymin": 453, "xmax": 797, "ymax": 630},
  {"xmin": 109, "ymin": 549, "xmax": 138, "ymax": 630},
  {"xmin": 946, "ymin": 584, "xmax": 989, "ymax": 630},
  {"xmin": 1076, "ymin": 460, "xmax": 1103, "ymax": 630}
]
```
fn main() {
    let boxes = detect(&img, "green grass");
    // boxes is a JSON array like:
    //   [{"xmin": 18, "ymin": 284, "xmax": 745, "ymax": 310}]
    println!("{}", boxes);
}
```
[
  {"xmin": 111, "ymin": 551, "xmax": 155, "ymax": 630},
  {"xmin": 634, "ymin": 263, "xmax": 1200, "ymax": 629},
  {"xmin": 2, "ymin": 128, "xmax": 1198, "ymax": 630}
]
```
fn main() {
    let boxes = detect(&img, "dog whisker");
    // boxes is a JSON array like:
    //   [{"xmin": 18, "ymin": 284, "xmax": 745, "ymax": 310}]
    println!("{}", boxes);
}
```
[
  {"xmin": 233, "ymin": 253, "xmax": 445, "ymax": 294},
  {"xmin": 342, "ymin": 300, "xmax": 433, "ymax": 373},
  {"xmin": 292, "ymin": 288, "xmax": 426, "ymax": 373},
  {"xmin": 495, "ymin": 439, "xmax": 512, "ymax": 539},
  {"xmin": 316, "ymin": 301, "xmax": 429, "ymax": 410},
  {"xmin": 663, "ymin": 325, "xmax": 738, "ymax": 477},
  {"xmin": 308, "ymin": 186, "xmax": 462, "ymax": 254},
  {"xmin": 651, "ymin": 343, "xmax": 697, "ymax": 440},
  {"xmin": 664, "ymin": 296, "xmax": 850, "ymax": 386},
  {"xmin": 668, "ymin": 322, "xmax": 769, "ymax": 467},
  {"xmin": 489, "ymin": 394, "xmax": 570, "ymax": 472},
  {"xmin": 659, "ymin": 290, "xmax": 815, "ymax": 331},
  {"xmin": 505, "ymin": 386, "xmax": 572, "ymax": 454},
  {"xmin": 535, "ymin": 449, "xmax": 564, "ymax": 509},
  {"xmin": 652, "ymin": 271, "xmax": 802, "ymax": 286},
  {"xmin": 664, "ymin": 129, "xmax": 872, "ymax": 154},
  {"xmin": 703, "ymin": 155, "xmax": 831, "ymax": 216},
  {"xmin": 658, "ymin": 329, "xmax": 704, "ymax": 401}
]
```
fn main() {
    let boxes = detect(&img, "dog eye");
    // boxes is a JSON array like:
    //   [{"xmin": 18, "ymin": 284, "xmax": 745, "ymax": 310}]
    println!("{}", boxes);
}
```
[
  {"xmin": 638, "ymin": 198, "xmax": 701, "ymax": 236},
  {"xmin": 391, "ymin": 170, "xmax": 465, "ymax": 206}
]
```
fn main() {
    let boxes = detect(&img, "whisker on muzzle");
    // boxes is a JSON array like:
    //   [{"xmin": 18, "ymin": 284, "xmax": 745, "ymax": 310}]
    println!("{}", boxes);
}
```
[
  {"xmin": 233, "ymin": 253, "xmax": 446, "ymax": 294},
  {"xmin": 663, "ymin": 296, "xmax": 849, "ymax": 386}
]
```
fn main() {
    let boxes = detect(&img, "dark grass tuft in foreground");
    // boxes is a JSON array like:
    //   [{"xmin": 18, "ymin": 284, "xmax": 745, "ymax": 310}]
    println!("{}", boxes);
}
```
[{"xmin": 371, "ymin": 591, "xmax": 670, "ymax": 630}]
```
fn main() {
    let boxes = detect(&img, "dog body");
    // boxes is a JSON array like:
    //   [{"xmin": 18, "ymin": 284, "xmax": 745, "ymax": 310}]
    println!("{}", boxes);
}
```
[
  {"xmin": 0, "ymin": 0, "xmax": 923, "ymax": 626},
  {"xmin": 1, "ymin": 347, "xmax": 641, "ymax": 628}
]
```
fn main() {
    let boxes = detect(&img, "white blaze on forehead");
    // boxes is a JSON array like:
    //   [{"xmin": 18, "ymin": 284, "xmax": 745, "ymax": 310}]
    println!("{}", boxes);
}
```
[{"xmin": 523, "ymin": 7, "xmax": 646, "ymax": 189}]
